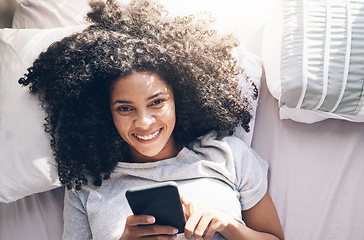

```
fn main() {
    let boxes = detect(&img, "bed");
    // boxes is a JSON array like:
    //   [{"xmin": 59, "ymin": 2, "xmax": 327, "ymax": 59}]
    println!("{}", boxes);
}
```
[{"xmin": 1, "ymin": 0, "xmax": 364, "ymax": 239}]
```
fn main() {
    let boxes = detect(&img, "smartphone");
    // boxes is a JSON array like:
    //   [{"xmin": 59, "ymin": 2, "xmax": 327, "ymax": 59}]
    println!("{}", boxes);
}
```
[{"xmin": 125, "ymin": 181, "xmax": 185, "ymax": 233}]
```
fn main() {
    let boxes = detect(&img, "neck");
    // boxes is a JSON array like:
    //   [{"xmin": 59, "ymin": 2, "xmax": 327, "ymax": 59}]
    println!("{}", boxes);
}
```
[{"xmin": 127, "ymin": 138, "xmax": 183, "ymax": 163}]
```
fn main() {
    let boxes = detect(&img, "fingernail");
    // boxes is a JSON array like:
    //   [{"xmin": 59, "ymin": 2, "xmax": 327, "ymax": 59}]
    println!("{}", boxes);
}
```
[
  {"xmin": 173, "ymin": 228, "xmax": 179, "ymax": 234},
  {"xmin": 147, "ymin": 216, "xmax": 155, "ymax": 223}
]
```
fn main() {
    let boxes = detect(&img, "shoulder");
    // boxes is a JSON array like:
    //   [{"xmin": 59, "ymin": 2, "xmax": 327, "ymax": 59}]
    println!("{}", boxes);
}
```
[
  {"xmin": 193, "ymin": 131, "xmax": 253, "ymax": 157},
  {"xmin": 187, "ymin": 131, "xmax": 267, "ymax": 169},
  {"xmin": 192, "ymin": 131, "xmax": 269, "ymax": 174}
]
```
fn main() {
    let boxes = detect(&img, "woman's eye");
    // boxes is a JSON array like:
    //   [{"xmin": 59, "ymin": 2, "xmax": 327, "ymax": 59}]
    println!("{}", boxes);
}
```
[
  {"xmin": 117, "ymin": 106, "xmax": 133, "ymax": 112},
  {"xmin": 149, "ymin": 99, "xmax": 165, "ymax": 107}
]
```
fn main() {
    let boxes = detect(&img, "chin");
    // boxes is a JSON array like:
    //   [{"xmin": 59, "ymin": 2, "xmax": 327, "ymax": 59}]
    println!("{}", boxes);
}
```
[{"xmin": 141, "ymin": 149, "xmax": 164, "ymax": 158}]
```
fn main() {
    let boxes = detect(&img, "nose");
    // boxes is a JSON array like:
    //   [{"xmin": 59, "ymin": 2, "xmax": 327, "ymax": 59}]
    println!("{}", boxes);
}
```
[{"xmin": 134, "ymin": 110, "xmax": 155, "ymax": 129}]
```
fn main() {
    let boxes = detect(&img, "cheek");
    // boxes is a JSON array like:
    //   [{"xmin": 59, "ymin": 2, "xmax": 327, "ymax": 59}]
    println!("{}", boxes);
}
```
[
  {"xmin": 166, "ymin": 106, "xmax": 176, "ymax": 130},
  {"xmin": 111, "ymin": 113, "xmax": 129, "ymax": 138}
]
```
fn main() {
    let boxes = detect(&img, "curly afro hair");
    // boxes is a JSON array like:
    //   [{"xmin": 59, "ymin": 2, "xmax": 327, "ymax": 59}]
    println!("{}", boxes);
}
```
[{"xmin": 19, "ymin": 0, "xmax": 257, "ymax": 190}]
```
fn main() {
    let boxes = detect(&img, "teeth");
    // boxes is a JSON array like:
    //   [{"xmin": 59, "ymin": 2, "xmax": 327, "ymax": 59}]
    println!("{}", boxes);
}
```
[{"xmin": 134, "ymin": 130, "xmax": 160, "ymax": 140}]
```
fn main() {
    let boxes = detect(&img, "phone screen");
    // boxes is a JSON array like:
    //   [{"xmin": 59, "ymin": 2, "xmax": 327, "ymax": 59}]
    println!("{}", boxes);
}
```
[{"xmin": 125, "ymin": 181, "xmax": 185, "ymax": 233}]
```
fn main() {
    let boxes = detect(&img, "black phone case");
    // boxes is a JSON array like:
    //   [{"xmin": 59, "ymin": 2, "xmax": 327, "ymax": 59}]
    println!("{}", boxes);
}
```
[{"xmin": 125, "ymin": 182, "xmax": 185, "ymax": 233}]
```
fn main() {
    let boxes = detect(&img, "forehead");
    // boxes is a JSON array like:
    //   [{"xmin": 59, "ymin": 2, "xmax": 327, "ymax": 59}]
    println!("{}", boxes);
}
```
[{"xmin": 110, "ymin": 71, "xmax": 172, "ymax": 98}]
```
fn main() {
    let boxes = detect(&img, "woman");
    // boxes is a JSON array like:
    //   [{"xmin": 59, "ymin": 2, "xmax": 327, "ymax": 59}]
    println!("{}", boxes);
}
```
[{"xmin": 19, "ymin": 0, "xmax": 284, "ymax": 239}]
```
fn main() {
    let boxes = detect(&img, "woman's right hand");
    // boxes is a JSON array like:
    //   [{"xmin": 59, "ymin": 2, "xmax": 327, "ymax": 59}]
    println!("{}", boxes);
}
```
[{"xmin": 119, "ymin": 215, "xmax": 179, "ymax": 240}]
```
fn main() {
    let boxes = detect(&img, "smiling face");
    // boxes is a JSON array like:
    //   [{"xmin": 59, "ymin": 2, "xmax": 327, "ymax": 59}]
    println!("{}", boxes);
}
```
[{"xmin": 110, "ymin": 71, "xmax": 178, "ymax": 163}]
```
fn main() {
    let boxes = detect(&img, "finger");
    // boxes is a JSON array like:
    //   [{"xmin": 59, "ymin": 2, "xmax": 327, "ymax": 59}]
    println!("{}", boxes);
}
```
[
  {"xmin": 202, "ymin": 219, "xmax": 220, "ymax": 240},
  {"xmin": 139, "ymin": 234, "xmax": 178, "ymax": 240},
  {"xmin": 184, "ymin": 211, "xmax": 202, "ymax": 239},
  {"xmin": 126, "ymin": 215, "xmax": 155, "ymax": 226},
  {"xmin": 137, "ymin": 224, "xmax": 179, "ymax": 237},
  {"xmin": 193, "ymin": 215, "xmax": 212, "ymax": 239}
]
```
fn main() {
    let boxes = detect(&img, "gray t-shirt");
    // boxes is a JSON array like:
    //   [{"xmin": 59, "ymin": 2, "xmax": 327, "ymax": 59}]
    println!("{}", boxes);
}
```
[{"xmin": 62, "ymin": 131, "xmax": 269, "ymax": 240}]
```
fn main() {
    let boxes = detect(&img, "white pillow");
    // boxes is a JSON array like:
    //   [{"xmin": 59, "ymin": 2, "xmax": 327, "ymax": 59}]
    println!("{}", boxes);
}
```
[
  {"xmin": 12, "ymin": 0, "xmax": 91, "ymax": 28},
  {"xmin": 2, "ymin": 0, "xmax": 265, "ymax": 203},
  {"xmin": 13, "ymin": 0, "xmax": 270, "ymax": 56},
  {"xmin": 262, "ymin": 0, "xmax": 364, "ymax": 123},
  {"xmin": 0, "ymin": 25, "xmax": 87, "ymax": 203},
  {"xmin": 232, "ymin": 49, "xmax": 262, "ymax": 146}
]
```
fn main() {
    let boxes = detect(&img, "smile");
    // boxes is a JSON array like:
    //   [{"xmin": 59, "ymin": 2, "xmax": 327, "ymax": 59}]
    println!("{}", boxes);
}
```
[{"xmin": 133, "ymin": 129, "xmax": 161, "ymax": 141}]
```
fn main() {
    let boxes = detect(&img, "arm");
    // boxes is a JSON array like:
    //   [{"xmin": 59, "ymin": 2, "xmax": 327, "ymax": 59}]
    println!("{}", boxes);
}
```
[
  {"xmin": 182, "ymin": 190, "xmax": 284, "ymax": 240},
  {"xmin": 241, "ymin": 190, "xmax": 284, "ymax": 239},
  {"xmin": 225, "ymin": 190, "xmax": 284, "ymax": 240}
]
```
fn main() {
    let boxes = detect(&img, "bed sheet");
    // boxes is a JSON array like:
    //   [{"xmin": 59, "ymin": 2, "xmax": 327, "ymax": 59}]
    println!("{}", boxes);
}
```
[
  {"xmin": 252, "ymin": 72, "xmax": 364, "ymax": 240},
  {"xmin": 0, "ymin": 187, "xmax": 64, "ymax": 240},
  {"xmin": 1, "ymin": 0, "xmax": 364, "ymax": 239}
]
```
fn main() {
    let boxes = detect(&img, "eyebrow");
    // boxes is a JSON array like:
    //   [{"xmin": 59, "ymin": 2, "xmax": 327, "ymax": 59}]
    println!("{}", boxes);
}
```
[{"xmin": 112, "ymin": 92, "xmax": 168, "ymax": 105}]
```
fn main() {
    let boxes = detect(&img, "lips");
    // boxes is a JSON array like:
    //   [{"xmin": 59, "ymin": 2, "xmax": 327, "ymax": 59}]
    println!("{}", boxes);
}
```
[{"xmin": 133, "ymin": 129, "xmax": 162, "ymax": 141}]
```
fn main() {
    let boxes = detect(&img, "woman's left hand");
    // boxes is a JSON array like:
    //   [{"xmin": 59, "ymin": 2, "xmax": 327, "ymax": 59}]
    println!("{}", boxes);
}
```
[{"xmin": 181, "ymin": 196, "xmax": 237, "ymax": 240}]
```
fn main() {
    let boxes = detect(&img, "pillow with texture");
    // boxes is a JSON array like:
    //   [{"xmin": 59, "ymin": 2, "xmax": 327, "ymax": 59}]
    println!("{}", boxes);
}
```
[
  {"xmin": 0, "ymin": 25, "xmax": 87, "ymax": 203},
  {"xmin": 263, "ymin": 0, "xmax": 364, "ymax": 123}
]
